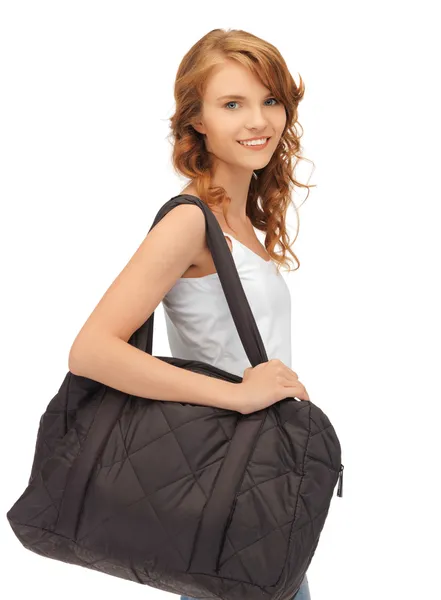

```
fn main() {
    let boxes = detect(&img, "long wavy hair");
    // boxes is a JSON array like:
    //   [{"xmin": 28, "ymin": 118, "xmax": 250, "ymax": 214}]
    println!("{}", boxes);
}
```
[{"xmin": 167, "ymin": 28, "xmax": 315, "ymax": 273}]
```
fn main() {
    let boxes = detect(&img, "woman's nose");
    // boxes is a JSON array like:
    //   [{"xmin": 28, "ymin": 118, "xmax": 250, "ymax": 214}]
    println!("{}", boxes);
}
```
[{"xmin": 245, "ymin": 108, "xmax": 270, "ymax": 131}]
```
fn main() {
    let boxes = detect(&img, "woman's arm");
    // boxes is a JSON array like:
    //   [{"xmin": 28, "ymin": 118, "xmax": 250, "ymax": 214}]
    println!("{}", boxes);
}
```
[{"xmin": 68, "ymin": 203, "xmax": 243, "ymax": 413}]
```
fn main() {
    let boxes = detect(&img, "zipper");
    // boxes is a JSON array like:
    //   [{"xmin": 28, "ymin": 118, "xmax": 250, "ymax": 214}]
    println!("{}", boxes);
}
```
[{"xmin": 337, "ymin": 463, "xmax": 344, "ymax": 497}]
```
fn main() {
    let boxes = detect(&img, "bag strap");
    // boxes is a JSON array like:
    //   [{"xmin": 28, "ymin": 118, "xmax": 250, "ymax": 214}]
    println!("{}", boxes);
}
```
[
  {"xmin": 129, "ymin": 194, "xmax": 275, "ymax": 574},
  {"xmin": 130, "ymin": 193, "xmax": 269, "ymax": 367}
]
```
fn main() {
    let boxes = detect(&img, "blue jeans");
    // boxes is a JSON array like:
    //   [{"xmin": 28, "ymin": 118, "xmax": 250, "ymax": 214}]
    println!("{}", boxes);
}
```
[
  {"xmin": 292, "ymin": 574, "xmax": 311, "ymax": 600},
  {"xmin": 180, "ymin": 573, "xmax": 311, "ymax": 600}
]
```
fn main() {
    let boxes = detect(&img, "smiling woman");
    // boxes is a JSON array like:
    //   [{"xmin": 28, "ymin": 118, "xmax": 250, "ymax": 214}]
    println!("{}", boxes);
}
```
[{"xmin": 36, "ymin": 25, "xmax": 320, "ymax": 600}]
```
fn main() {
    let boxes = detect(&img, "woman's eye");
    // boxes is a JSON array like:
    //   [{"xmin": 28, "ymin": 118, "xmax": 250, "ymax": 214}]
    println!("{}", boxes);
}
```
[{"xmin": 224, "ymin": 98, "xmax": 279, "ymax": 110}]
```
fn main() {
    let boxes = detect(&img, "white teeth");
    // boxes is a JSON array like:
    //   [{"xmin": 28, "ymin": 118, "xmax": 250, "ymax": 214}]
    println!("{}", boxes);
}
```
[{"xmin": 239, "ymin": 137, "xmax": 268, "ymax": 146}]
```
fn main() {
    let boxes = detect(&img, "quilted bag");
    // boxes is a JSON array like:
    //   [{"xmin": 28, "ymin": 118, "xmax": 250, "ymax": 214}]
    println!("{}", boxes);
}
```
[{"xmin": 6, "ymin": 194, "xmax": 344, "ymax": 600}]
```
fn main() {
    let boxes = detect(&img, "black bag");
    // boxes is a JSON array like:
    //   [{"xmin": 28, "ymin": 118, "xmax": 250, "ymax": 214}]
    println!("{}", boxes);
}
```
[{"xmin": 6, "ymin": 194, "xmax": 344, "ymax": 600}]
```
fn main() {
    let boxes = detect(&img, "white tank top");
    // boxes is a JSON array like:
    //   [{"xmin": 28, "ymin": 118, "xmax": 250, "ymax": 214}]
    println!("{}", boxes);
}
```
[{"xmin": 162, "ymin": 232, "xmax": 292, "ymax": 378}]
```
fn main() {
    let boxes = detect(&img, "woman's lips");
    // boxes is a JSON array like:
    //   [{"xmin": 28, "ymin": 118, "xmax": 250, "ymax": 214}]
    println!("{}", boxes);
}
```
[{"xmin": 237, "ymin": 137, "xmax": 271, "ymax": 151}]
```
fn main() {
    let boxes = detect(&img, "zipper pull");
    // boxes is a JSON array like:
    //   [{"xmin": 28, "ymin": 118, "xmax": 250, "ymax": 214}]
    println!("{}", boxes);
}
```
[{"xmin": 337, "ymin": 464, "xmax": 344, "ymax": 497}]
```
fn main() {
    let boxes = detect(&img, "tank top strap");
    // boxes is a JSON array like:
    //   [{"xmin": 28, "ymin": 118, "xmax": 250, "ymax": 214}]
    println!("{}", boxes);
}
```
[
  {"xmin": 222, "ymin": 231, "xmax": 234, "ymax": 245},
  {"xmin": 222, "ymin": 232, "xmax": 251, "ymax": 272}
]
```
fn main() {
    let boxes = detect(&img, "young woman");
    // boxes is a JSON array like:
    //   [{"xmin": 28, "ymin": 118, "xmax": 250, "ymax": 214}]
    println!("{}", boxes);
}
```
[{"xmin": 68, "ymin": 28, "xmax": 313, "ymax": 600}]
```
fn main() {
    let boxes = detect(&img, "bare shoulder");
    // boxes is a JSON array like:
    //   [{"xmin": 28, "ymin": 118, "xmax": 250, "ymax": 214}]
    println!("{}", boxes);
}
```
[{"xmin": 144, "ymin": 202, "xmax": 208, "ymax": 264}]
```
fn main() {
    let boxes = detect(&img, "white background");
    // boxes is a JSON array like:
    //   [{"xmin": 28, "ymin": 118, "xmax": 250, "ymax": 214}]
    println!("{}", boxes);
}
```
[{"xmin": 1, "ymin": 1, "xmax": 440, "ymax": 599}]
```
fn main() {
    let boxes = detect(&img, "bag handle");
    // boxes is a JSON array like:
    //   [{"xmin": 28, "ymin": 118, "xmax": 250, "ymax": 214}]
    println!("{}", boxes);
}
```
[{"xmin": 130, "ymin": 194, "xmax": 269, "ymax": 367}]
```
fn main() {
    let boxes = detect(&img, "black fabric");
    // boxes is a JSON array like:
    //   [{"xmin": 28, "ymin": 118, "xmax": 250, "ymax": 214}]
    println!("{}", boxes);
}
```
[{"xmin": 6, "ymin": 194, "xmax": 344, "ymax": 600}]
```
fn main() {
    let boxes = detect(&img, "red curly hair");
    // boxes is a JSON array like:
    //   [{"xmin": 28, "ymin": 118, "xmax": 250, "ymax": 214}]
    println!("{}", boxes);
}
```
[{"xmin": 167, "ymin": 28, "xmax": 316, "ymax": 273}]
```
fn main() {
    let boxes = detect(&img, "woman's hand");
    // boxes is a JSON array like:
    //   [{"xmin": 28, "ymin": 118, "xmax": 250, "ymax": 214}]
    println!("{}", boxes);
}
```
[{"xmin": 237, "ymin": 359, "xmax": 310, "ymax": 415}]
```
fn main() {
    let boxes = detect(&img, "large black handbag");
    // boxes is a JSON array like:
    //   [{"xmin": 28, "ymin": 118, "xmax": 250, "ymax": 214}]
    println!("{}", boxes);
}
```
[{"xmin": 6, "ymin": 194, "xmax": 344, "ymax": 600}]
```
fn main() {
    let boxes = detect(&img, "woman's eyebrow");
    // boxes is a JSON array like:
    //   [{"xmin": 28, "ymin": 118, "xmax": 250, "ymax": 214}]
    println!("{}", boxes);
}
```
[{"xmin": 216, "ymin": 93, "xmax": 272, "ymax": 101}]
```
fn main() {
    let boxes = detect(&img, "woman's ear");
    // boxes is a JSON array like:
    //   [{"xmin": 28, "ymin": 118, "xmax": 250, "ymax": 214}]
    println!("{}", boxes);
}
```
[{"xmin": 192, "ymin": 119, "xmax": 206, "ymax": 135}]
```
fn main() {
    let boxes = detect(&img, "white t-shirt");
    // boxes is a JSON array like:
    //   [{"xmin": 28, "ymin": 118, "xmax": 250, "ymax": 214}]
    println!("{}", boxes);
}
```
[{"xmin": 162, "ymin": 232, "xmax": 292, "ymax": 378}]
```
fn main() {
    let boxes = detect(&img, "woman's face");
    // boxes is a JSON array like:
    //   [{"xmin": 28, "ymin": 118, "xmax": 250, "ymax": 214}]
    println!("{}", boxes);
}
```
[{"xmin": 192, "ymin": 59, "xmax": 287, "ymax": 174}]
